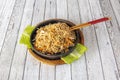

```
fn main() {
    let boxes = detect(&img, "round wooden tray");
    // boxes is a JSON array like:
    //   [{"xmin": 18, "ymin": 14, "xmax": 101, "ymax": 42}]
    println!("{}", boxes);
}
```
[{"xmin": 28, "ymin": 30, "xmax": 84, "ymax": 65}]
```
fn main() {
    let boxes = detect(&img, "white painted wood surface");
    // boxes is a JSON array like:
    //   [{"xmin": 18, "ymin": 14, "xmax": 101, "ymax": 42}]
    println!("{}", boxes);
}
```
[
  {"xmin": 99, "ymin": 0, "xmax": 120, "ymax": 79},
  {"xmin": 0, "ymin": 0, "xmax": 120, "ymax": 80},
  {"xmin": 0, "ymin": 0, "xmax": 16, "ymax": 53},
  {"xmin": 78, "ymin": 0, "xmax": 104, "ymax": 80},
  {"xmin": 88, "ymin": 0, "xmax": 119, "ymax": 80}
]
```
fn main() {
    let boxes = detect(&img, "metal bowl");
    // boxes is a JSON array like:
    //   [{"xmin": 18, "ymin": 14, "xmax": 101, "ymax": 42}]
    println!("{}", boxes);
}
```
[{"xmin": 30, "ymin": 19, "xmax": 80, "ymax": 60}]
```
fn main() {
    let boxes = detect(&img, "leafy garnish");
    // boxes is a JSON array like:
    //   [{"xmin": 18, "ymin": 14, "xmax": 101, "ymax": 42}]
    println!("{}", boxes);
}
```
[
  {"xmin": 19, "ymin": 25, "xmax": 35, "ymax": 48},
  {"xmin": 61, "ymin": 43, "xmax": 87, "ymax": 64}
]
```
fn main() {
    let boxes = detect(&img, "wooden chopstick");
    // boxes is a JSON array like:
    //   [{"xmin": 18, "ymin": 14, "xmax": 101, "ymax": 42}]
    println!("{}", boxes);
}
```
[{"xmin": 70, "ymin": 17, "xmax": 111, "ymax": 31}]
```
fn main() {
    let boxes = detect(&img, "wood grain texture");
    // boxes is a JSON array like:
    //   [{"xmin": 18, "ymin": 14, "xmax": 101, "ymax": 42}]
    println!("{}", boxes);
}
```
[
  {"xmin": 0, "ymin": 0, "xmax": 7, "ymax": 15},
  {"xmin": 88, "ymin": 0, "xmax": 119, "ymax": 80},
  {"xmin": 78, "ymin": 0, "xmax": 104, "ymax": 80},
  {"xmin": 8, "ymin": 0, "xmax": 35, "ymax": 80},
  {"xmin": 0, "ymin": 0, "xmax": 16, "ymax": 53},
  {"xmin": 0, "ymin": 0, "xmax": 120, "ymax": 80},
  {"xmin": 109, "ymin": 0, "xmax": 120, "ymax": 28},
  {"xmin": 0, "ymin": 0, "xmax": 18, "ymax": 80},
  {"xmin": 99, "ymin": 0, "xmax": 120, "ymax": 78}
]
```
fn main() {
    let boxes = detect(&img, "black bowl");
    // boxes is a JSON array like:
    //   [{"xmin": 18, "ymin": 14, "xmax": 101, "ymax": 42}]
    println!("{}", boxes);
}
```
[{"xmin": 30, "ymin": 19, "xmax": 80, "ymax": 60}]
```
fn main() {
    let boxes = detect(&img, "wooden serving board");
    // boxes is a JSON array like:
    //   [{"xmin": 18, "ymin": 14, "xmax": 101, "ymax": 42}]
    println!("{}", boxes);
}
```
[{"xmin": 28, "ymin": 30, "xmax": 84, "ymax": 65}]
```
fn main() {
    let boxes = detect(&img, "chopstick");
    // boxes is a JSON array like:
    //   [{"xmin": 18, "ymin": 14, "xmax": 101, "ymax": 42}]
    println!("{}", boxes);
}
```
[{"xmin": 70, "ymin": 17, "xmax": 111, "ymax": 31}]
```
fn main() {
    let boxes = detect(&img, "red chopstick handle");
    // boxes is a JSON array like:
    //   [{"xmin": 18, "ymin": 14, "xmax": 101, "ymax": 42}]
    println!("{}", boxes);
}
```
[{"xmin": 88, "ymin": 17, "xmax": 110, "ymax": 25}]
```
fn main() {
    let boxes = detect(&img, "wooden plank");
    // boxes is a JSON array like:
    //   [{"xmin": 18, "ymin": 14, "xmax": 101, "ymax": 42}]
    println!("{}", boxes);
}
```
[
  {"xmin": 6, "ymin": 0, "xmax": 35, "ymax": 80},
  {"xmin": 0, "ymin": 0, "xmax": 7, "ymax": 15},
  {"xmin": 0, "ymin": 0, "xmax": 16, "ymax": 53},
  {"xmin": 67, "ymin": 0, "xmax": 87, "ymax": 80},
  {"xmin": 40, "ymin": 64, "xmax": 55, "ymax": 80},
  {"xmin": 77, "ymin": 0, "xmax": 104, "ymax": 80},
  {"xmin": 67, "ymin": 0, "xmax": 80, "ymax": 24},
  {"xmin": 56, "ymin": 64, "xmax": 71, "ymax": 80},
  {"xmin": 109, "ymin": 0, "xmax": 120, "ymax": 28},
  {"xmin": 56, "ymin": 0, "xmax": 71, "ymax": 80},
  {"xmin": 88, "ymin": 0, "xmax": 119, "ymax": 80},
  {"xmin": 99, "ymin": 0, "xmax": 120, "ymax": 78},
  {"xmin": 44, "ymin": 0, "xmax": 56, "ymax": 19},
  {"xmin": 0, "ymin": 0, "xmax": 20, "ymax": 80},
  {"xmin": 23, "ymin": 0, "xmax": 46, "ymax": 80},
  {"xmin": 56, "ymin": 0, "xmax": 67, "ymax": 19},
  {"xmin": 23, "ymin": 54, "xmax": 40, "ymax": 80},
  {"xmin": 32, "ymin": 0, "xmax": 46, "ymax": 26},
  {"xmin": 40, "ymin": 0, "xmax": 56, "ymax": 80}
]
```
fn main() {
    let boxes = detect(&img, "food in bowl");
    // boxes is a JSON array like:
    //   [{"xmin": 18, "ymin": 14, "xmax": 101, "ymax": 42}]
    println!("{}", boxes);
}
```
[{"xmin": 33, "ymin": 23, "xmax": 76, "ymax": 54}]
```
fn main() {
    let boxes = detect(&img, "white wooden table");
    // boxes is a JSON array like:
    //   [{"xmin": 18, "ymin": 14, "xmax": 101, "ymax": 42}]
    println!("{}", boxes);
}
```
[{"xmin": 0, "ymin": 0, "xmax": 120, "ymax": 80}]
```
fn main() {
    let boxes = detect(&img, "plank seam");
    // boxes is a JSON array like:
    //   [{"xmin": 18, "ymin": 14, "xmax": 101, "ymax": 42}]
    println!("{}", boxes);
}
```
[
  {"xmin": 55, "ymin": 0, "xmax": 57, "ymax": 18},
  {"xmin": 22, "ymin": 51, "xmax": 27, "ymax": 80},
  {"xmin": 38, "ymin": 63, "xmax": 41, "ymax": 80},
  {"xmin": 43, "ymin": 0, "xmax": 47, "ymax": 20},
  {"xmin": 31, "ymin": 0, "xmax": 36, "ymax": 25},
  {"xmin": 66, "ymin": 0, "xmax": 69, "ymax": 19},
  {"xmin": 84, "ymin": 54, "xmax": 89, "ymax": 80}
]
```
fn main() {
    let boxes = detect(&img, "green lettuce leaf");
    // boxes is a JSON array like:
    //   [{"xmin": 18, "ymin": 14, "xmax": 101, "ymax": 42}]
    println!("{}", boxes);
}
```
[
  {"xmin": 19, "ymin": 25, "xmax": 35, "ymax": 48},
  {"xmin": 61, "ymin": 43, "xmax": 87, "ymax": 64}
]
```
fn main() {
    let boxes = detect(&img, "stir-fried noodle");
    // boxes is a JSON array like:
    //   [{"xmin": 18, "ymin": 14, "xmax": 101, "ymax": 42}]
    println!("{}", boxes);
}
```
[{"xmin": 34, "ymin": 23, "xmax": 76, "ymax": 54}]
